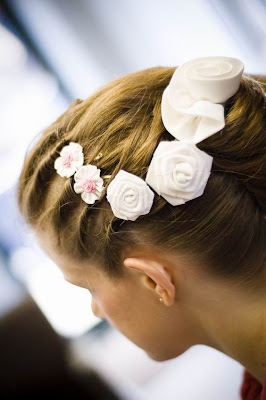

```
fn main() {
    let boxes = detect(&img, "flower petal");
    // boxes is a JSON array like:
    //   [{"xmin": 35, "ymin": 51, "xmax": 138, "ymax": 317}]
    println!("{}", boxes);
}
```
[
  {"xmin": 145, "ymin": 140, "xmax": 213, "ymax": 206},
  {"xmin": 55, "ymin": 142, "xmax": 84, "ymax": 178},
  {"xmin": 106, "ymin": 170, "xmax": 154, "ymax": 221},
  {"xmin": 81, "ymin": 191, "xmax": 99, "ymax": 204},
  {"xmin": 161, "ymin": 56, "xmax": 244, "ymax": 144},
  {"xmin": 54, "ymin": 157, "xmax": 63, "ymax": 170}
]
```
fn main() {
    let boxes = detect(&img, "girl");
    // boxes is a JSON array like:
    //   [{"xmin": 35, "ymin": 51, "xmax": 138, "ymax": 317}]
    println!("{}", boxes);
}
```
[{"xmin": 17, "ymin": 57, "xmax": 266, "ymax": 399}]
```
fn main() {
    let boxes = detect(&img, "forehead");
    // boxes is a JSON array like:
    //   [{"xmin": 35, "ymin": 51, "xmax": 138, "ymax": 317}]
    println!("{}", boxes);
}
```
[
  {"xmin": 34, "ymin": 227, "xmax": 95, "ymax": 284},
  {"xmin": 35, "ymin": 227, "xmax": 65, "ymax": 263}
]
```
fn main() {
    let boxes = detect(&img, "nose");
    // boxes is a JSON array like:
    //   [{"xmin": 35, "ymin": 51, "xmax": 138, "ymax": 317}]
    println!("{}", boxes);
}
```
[{"xmin": 91, "ymin": 297, "xmax": 105, "ymax": 319}]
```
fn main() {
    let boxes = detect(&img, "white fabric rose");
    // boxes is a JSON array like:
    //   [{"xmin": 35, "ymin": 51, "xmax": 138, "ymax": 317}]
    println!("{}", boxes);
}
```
[
  {"xmin": 73, "ymin": 165, "xmax": 104, "ymax": 204},
  {"xmin": 54, "ymin": 142, "xmax": 84, "ymax": 178},
  {"xmin": 145, "ymin": 140, "xmax": 213, "ymax": 206},
  {"xmin": 106, "ymin": 170, "xmax": 155, "ymax": 221},
  {"xmin": 161, "ymin": 56, "xmax": 244, "ymax": 144}
]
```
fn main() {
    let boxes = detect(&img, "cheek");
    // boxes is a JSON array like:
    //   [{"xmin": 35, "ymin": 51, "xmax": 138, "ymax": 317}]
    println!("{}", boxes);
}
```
[
  {"xmin": 91, "ymin": 297, "xmax": 106, "ymax": 319},
  {"xmin": 93, "ymin": 293, "xmax": 195, "ymax": 361},
  {"xmin": 93, "ymin": 293, "xmax": 125, "ymax": 322},
  {"xmin": 93, "ymin": 291, "xmax": 162, "ymax": 350},
  {"xmin": 90, "ymin": 282, "xmax": 195, "ymax": 361},
  {"xmin": 91, "ymin": 290, "xmax": 135, "ymax": 333},
  {"xmin": 91, "ymin": 290, "xmax": 124, "ymax": 321}
]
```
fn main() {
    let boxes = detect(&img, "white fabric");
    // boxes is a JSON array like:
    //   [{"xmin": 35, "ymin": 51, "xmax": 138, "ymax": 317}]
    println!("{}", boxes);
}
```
[
  {"xmin": 54, "ymin": 142, "xmax": 84, "ymax": 178},
  {"xmin": 143, "ymin": 56, "xmax": 244, "ymax": 209},
  {"xmin": 106, "ymin": 170, "xmax": 154, "ymax": 221},
  {"xmin": 161, "ymin": 56, "xmax": 244, "ymax": 144},
  {"xmin": 145, "ymin": 140, "xmax": 213, "ymax": 206},
  {"xmin": 74, "ymin": 165, "xmax": 104, "ymax": 204}
]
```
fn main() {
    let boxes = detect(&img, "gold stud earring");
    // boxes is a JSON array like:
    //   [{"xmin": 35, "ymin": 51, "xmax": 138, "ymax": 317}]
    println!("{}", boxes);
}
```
[{"xmin": 159, "ymin": 297, "xmax": 164, "ymax": 304}]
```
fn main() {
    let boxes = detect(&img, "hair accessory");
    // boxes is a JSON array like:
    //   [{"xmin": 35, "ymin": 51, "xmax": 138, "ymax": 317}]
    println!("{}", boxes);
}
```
[
  {"xmin": 54, "ymin": 56, "xmax": 244, "ymax": 219},
  {"xmin": 94, "ymin": 152, "xmax": 103, "ymax": 160},
  {"xmin": 73, "ymin": 165, "xmax": 105, "ymax": 205},
  {"xmin": 54, "ymin": 142, "xmax": 84, "ymax": 178},
  {"xmin": 54, "ymin": 142, "xmax": 105, "ymax": 204},
  {"xmin": 106, "ymin": 170, "xmax": 154, "ymax": 221},
  {"xmin": 144, "ymin": 56, "xmax": 244, "ymax": 206},
  {"xmin": 145, "ymin": 140, "xmax": 213, "ymax": 206},
  {"xmin": 161, "ymin": 56, "xmax": 244, "ymax": 144}
]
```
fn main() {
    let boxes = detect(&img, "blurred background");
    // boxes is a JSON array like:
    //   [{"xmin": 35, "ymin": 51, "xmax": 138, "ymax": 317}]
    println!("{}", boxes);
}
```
[{"xmin": 0, "ymin": 0, "xmax": 265, "ymax": 398}]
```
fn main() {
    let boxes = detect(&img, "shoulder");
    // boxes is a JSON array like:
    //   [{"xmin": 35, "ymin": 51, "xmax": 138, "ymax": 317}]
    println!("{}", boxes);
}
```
[{"xmin": 240, "ymin": 368, "xmax": 266, "ymax": 400}]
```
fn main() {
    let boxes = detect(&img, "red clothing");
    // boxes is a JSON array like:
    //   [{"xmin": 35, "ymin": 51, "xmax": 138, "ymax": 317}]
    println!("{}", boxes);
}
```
[{"xmin": 240, "ymin": 368, "xmax": 266, "ymax": 400}]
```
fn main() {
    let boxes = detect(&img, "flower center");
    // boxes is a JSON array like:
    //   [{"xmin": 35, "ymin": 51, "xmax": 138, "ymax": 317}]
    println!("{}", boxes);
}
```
[
  {"xmin": 81, "ymin": 179, "xmax": 96, "ymax": 193},
  {"xmin": 125, "ymin": 189, "xmax": 135, "ymax": 204},
  {"xmin": 173, "ymin": 163, "xmax": 193, "ymax": 184},
  {"xmin": 62, "ymin": 153, "xmax": 73, "ymax": 168}
]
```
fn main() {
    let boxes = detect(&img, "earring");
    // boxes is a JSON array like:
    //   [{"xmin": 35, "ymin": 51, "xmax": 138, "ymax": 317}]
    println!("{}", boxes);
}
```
[{"xmin": 159, "ymin": 297, "xmax": 164, "ymax": 304}]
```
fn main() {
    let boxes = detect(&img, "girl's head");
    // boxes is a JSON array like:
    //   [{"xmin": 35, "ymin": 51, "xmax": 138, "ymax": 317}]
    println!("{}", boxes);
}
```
[{"xmin": 17, "ymin": 65, "xmax": 266, "ymax": 361}]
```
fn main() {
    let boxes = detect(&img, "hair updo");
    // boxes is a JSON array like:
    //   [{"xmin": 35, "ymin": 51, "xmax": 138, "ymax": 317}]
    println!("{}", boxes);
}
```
[{"xmin": 17, "ymin": 66, "xmax": 266, "ymax": 293}]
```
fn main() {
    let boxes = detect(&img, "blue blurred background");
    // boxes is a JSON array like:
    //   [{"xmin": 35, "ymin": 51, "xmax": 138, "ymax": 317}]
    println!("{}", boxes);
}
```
[{"xmin": 0, "ymin": 0, "xmax": 265, "ymax": 398}]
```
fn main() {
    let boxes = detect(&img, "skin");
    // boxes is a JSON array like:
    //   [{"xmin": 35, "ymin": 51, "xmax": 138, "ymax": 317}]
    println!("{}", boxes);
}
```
[{"xmin": 35, "ymin": 228, "xmax": 266, "ymax": 385}]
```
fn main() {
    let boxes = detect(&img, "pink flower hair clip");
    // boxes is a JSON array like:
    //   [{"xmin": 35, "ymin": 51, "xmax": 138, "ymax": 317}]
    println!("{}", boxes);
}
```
[{"xmin": 54, "ymin": 142, "xmax": 107, "ymax": 204}]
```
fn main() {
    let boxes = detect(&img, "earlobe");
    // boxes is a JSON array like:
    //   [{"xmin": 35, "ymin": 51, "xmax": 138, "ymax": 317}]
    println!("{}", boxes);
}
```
[{"xmin": 123, "ymin": 257, "xmax": 176, "ymax": 306}]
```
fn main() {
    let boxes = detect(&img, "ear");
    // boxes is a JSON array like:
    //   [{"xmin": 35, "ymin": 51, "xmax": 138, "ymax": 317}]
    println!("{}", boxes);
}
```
[{"xmin": 123, "ymin": 257, "xmax": 176, "ymax": 306}]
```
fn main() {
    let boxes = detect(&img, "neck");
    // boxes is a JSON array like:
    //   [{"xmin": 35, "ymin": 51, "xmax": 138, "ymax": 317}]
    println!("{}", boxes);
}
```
[
  {"xmin": 214, "ymin": 298, "xmax": 266, "ymax": 384},
  {"xmin": 186, "ymin": 276, "xmax": 266, "ymax": 384}
]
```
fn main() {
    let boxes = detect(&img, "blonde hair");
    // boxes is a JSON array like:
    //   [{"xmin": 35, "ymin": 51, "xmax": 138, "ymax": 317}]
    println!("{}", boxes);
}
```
[{"xmin": 17, "ymin": 66, "xmax": 266, "ymax": 291}]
